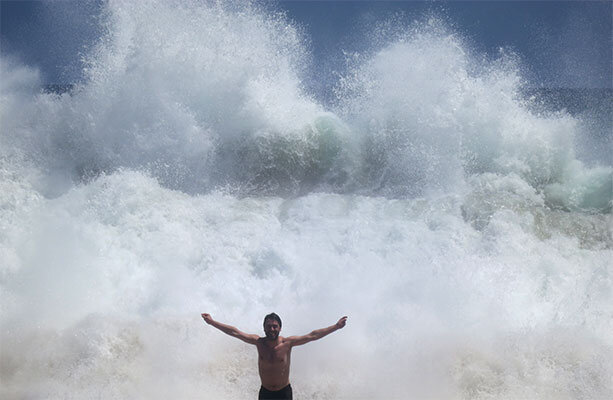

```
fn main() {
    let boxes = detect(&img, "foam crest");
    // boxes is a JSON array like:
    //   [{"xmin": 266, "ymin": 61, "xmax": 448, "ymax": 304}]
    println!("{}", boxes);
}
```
[
  {"xmin": 334, "ymin": 20, "xmax": 612, "ymax": 209},
  {"xmin": 2, "ymin": 0, "xmax": 328, "ymax": 194},
  {"xmin": 2, "ymin": 7, "xmax": 610, "ymax": 207}
]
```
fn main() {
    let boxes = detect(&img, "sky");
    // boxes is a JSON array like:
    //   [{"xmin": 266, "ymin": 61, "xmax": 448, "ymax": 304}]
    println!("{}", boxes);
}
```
[{"xmin": 1, "ymin": 0, "xmax": 611, "ymax": 89}]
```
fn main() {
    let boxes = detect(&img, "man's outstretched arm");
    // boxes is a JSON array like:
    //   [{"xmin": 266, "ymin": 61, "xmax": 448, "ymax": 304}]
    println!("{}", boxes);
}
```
[
  {"xmin": 201, "ymin": 313, "xmax": 259, "ymax": 345},
  {"xmin": 287, "ymin": 316, "xmax": 347, "ymax": 347}
]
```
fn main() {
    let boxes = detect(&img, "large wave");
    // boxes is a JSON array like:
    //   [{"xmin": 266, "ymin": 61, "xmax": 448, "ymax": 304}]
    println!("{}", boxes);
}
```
[
  {"xmin": 2, "ymin": 1, "xmax": 611, "ymax": 207},
  {"xmin": 1, "ymin": 1, "xmax": 611, "ymax": 399}
]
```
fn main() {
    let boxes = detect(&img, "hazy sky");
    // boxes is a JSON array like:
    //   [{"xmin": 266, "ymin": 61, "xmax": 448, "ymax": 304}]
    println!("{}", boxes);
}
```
[{"xmin": 1, "ymin": 1, "xmax": 611, "ymax": 89}]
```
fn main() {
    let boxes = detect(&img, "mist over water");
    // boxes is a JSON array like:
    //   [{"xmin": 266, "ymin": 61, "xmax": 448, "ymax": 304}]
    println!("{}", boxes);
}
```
[{"xmin": 1, "ymin": 1, "xmax": 612, "ymax": 399}]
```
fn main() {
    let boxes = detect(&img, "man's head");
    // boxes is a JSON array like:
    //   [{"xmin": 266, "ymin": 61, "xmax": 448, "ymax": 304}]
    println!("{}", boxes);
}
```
[{"xmin": 263, "ymin": 313, "xmax": 282, "ymax": 340}]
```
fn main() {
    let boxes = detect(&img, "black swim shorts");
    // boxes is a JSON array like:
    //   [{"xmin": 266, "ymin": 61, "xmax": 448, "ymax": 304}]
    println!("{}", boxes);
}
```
[{"xmin": 258, "ymin": 384, "xmax": 292, "ymax": 400}]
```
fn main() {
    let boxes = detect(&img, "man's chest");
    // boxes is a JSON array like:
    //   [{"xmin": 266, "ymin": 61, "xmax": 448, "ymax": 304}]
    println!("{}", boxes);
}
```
[{"xmin": 258, "ymin": 344, "xmax": 291, "ymax": 363}]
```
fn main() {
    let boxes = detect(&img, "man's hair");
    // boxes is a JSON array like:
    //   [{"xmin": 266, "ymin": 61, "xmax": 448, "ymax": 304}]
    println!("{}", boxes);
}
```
[{"xmin": 263, "ymin": 312, "xmax": 282, "ymax": 328}]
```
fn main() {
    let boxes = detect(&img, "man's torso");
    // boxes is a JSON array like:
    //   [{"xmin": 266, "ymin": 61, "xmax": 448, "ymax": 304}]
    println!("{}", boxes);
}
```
[{"xmin": 256, "ymin": 337, "xmax": 292, "ymax": 390}]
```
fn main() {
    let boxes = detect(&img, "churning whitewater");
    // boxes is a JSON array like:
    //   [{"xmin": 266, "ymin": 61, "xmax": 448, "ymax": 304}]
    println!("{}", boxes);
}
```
[{"xmin": 1, "ymin": 1, "xmax": 611, "ymax": 399}]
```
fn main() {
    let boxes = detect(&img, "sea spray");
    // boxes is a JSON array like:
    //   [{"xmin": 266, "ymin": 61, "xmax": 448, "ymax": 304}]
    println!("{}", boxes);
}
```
[
  {"xmin": 333, "ymin": 18, "xmax": 611, "ymax": 209},
  {"xmin": 1, "ymin": 1, "xmax": 612, "ymax": 399}
]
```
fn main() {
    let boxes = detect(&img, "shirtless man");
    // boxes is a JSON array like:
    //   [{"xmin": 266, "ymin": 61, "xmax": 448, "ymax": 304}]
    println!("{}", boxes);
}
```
[{"xmin": 201, "ymin": 312, "xmax": 347, "ymax": 400}]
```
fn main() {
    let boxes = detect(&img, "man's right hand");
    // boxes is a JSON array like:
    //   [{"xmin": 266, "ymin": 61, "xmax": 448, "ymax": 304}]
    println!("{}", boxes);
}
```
[{"xmin": 201, "ymin": 313, "xmax": 214, "ymax": 325}]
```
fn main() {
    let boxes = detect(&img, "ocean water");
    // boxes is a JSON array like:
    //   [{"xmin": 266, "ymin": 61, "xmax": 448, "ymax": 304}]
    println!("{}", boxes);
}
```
[{"xmin": 1, "ymin": 1, "xmax": 612, "ymax": 399}]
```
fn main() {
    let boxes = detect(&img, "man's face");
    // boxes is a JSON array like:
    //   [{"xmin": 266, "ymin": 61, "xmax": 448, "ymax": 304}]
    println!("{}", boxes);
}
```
[{"xmin": 264, "ymin": 319, "xmax": 280, "ymax": 340}]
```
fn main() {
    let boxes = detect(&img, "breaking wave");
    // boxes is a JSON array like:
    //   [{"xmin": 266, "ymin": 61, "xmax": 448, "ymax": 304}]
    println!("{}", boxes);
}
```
[{"xmin": 1, "ymin": 1, "xmax": 611, "ymax": 399}]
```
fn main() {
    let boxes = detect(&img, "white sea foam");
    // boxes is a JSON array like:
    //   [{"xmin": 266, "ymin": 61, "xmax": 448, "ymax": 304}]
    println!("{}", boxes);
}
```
[{"xmin": 1, "ymin": 1, "xmax": 611, "ymax": 399}]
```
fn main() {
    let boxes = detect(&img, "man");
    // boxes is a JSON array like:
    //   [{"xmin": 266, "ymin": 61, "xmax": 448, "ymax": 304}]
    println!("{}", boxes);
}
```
[{"xmin": 201, "ymin": 312, "xmax": 348, "ymax": 400}]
